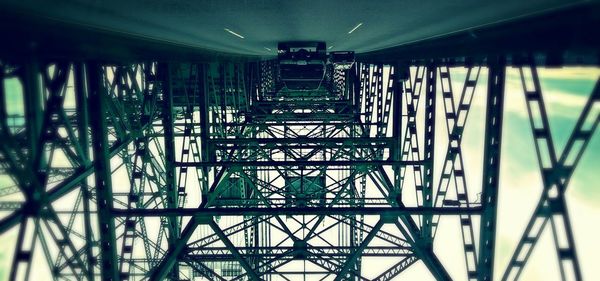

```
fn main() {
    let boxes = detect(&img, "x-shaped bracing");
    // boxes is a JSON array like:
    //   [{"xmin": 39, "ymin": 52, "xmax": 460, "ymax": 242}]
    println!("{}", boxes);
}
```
[{"xmin": 502, "ymin": 64, "xmax": 600, "ymax": 281}]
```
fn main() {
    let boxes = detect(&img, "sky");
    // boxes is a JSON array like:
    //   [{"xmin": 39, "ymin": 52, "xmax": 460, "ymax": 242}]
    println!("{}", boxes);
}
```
[
  {"xmin": 0, "ymin": 66, "xmax": 598, "ymax": 280},
  {"xmin": 493, "ymin": 67, "xmax": 600, "ymax": 281}
]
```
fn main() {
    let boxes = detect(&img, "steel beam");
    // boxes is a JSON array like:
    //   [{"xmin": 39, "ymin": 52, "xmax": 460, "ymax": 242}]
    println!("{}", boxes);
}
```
[
  {"xmin": 74, "ymin": 62, "xmax": 96, "ymax": 280},
  {"xmin": 159, "ymin": 62, "xmax": 180, "ymax": 280},
  {"xmin": 477, "ymin": 58, "xmax": 506, "ymax": 281},
  {"xmin": 0, "ymin": 39, "xmax": 597, "ymax": 281},
  {"xmin": 501, "ymin": 65, "xmax": 600, "ymax": 281},
  {"xmin": 9, "ymin": 59, "xmax": 43, "ymax": 281},
  {"xmin": 208, "ymin": 220, "xmax": 261, "ymax": 281},
  {"xmin": 422, "ymin": 63, "xmax": 436, "ymax": 244},
  {"xmin": 88, "ymin": 63, "xmax": 119, "ymax": 281},
  {"xmin": 0, "ymin": 137, "xmax": 134, "ymax": 235},
  {"xmin": 112, "ymin": 206, "xmax": 482, "ymax": 217},
  {"xmin": 177, "ymin": 160, "xmax": 423, "ymax": 167},
  {"xmin": 372, "ymin": 167, "xmax": 452, "ymax": 281},
  {"xmin": 334, "ymin": 219, "xmax": 384, "ymax": 281}
]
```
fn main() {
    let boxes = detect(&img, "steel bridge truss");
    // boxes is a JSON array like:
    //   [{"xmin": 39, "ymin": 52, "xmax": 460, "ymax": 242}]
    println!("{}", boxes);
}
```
[{"xmin": 0, "ymin": 57, "xmax": 598, "ymax": 281}]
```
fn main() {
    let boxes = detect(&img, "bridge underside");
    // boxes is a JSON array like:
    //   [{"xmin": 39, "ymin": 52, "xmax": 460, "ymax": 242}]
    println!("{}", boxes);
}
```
[{"xmin": 0, "ymin": 2, "xmax": 599, "ymax": 281}]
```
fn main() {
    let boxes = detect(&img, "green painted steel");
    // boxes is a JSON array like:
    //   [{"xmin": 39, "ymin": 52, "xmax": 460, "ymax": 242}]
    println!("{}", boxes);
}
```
[{"xmin": 0, "ymin": 49, "xmax": 597, "ymax": 281}]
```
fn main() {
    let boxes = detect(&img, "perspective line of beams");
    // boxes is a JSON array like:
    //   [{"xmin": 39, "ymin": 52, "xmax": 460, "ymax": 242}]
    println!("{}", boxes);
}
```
[{"xmin": 110, "ymin": 206, "xmax": 483, "ymax": 217}]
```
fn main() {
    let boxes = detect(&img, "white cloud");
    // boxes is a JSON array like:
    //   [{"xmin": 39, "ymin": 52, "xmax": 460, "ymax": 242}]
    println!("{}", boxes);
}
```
[
  {"xmin": 506, "ymin": 67, "xmax": 600, "ymax": 82},
  {"xmin": 503, "ymin": 68, "xmax": 594, "ymax": 119},
  {"xmin": 538, "ymin": 67, "xmax": 600, "ymax": 81}
]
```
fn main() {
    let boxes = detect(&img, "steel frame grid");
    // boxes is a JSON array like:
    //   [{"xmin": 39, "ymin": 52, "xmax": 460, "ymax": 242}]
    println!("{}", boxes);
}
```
[{"xmin": 0, "ymin": 55, "xmax": 597, "ymax": 281}]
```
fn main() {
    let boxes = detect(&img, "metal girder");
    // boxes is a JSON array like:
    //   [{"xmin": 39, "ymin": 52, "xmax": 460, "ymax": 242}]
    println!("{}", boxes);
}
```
[
  {"xmin": 1, "ymin": 62, "xmax": 91, "ymax": 281},
  {"xmin": 385, "ymin": 64, "xmax": 453, "ymax": 281},
  {"xmin": 7, "ymin": 61, "xmax": 90, "ymax": 281},
  {"xmin": 88, "ymin": 63, "xmax": 120, "ymax": 281},
  {"xmin": 208, "ymin": 220, "xmax": 260, "ymax": 281},
  {"xmin": 186, "ymin": 245, "xmax": 411, "ymax": 257},
  {"xmin": 391, "ymin": 64, "xmax": 404, "ymax": 192},
  {"xmin": 421, "ymin": 63, "xmax": 436, "ymax": 244},
  {"xmin": 112, "ymin": 206, "xmax": 481, "ymax": 217},
  {"xmin": 373, "ymin": 256, "xmax": 418, "ymax": 281},
  {"xmin": 371, "ymin": 166, "xmax": 452, "ymax": 281},
  {"xmin": 334, "ymin": 219, "xmax": 384, "ymax": 280},
  {"xmin": 501, "ymin": 64, "xmax": 600, "ymax": 281},
  {"xmin": 7, "ymin": 59, "xmax": 43, "ymax": 281},
  {"xmin": 159, "ymin": 62, "xmax": 180, "ymax": 280},
  {"xmin": 149, "ymin": 163, "xmax": 232, "ymax": 280},
  {"xmin": 398, "ymin": 65, "xmax": 425, "ymax": 209},
  {"xmin": 0, "ymin": 134, "xmax": 135, "ymax": 235},
  {"xmin": 434, "ymin": 65, "xmax": 481, "ymax": 280},
  {"xmin": 392, "ymin": 220, "xmax": 450, "ymax": 281},
  {"xmin": 0, "ymin": 60, "xmax": 164, "ymax": 281},
  {"xmin": 477, "ymin": 57, "xmax": 506, "ymax": 281},
  {"xmin": 177, "ymin": 160, "xmax": 423, "ymax": 167},
  {"xmin": 74, "ymin": 62, "xmax": 95, "ymax": 281},
  {"xmin": 117, "ymin": 70, "xmax": 156, "ymax": 270},
  {"xmin": 0, "ymin": 52, "xmax": 597, "ymax": 281}
]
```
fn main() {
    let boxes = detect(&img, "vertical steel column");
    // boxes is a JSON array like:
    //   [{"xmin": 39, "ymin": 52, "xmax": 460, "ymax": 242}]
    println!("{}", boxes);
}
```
[
  {"xmin": 198, "ymin": 64, "xmax": 211, "ymax": 195},
  {"xmin": 477, "ymin": 57, "xmax": 506, "ymax": 281},
  {"xmin": 159, "ymin": 62, "xmax": 180, "ymax": 280},
  {"xmin": 87, "ymin": 63, "xmax": 119, "ymax": 281},
  {"xmin": 422, "ymin": 63, "xmax": 437, "ymax": 243},
  {"xmin": 392, "ymin": 64, "xmax": 405, "ymax": 197},
  {"xmin": 150, "ymin": 64, "xmax": 212, "ymax": 280},
  {"xmin": 352, "ymin": 63, "xmax": 361, "ymax": 114},
  {"xmin": 23, "ymin": 60, "xmax": 43, "ymax": 159},
  {"xmin": 74, "ymin": 62, "xmax": 96, "ymax": 280},
  {"xmin": 9, "ymin": 59, "xmax": 43, "ymax": 281}
]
